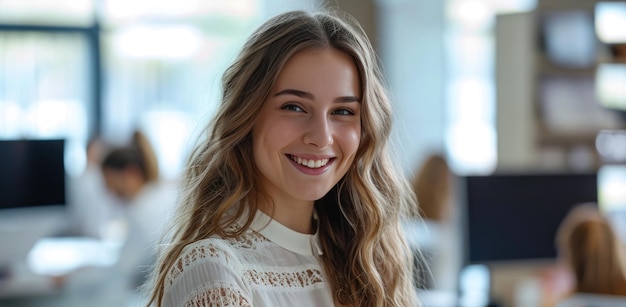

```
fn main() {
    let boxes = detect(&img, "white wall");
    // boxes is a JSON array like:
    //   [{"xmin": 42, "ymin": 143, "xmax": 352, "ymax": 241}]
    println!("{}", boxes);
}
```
[
  {"xmin": 495, "ymin": 12, "xmax": 538, "ymax": 170},
  {"xmin": 376, "ymin": 0, "xmax": 447, "ymax": 175}
]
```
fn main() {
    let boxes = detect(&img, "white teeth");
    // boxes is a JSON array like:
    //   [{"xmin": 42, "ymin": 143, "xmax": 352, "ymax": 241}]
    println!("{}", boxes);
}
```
[{"xmin": 290, "ymin": 155, "xmax": 329, "ymax": 169}]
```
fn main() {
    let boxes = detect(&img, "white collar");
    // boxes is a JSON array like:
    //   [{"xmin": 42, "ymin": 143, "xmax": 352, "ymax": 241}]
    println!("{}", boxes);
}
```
[{"xmin": 247, "ymin": 210, "xmax": 323, "ymax": 257}]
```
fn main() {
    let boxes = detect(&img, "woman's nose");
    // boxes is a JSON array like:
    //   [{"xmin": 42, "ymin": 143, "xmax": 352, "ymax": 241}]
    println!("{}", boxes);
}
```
[{"xmin": 303, "ymin": 115, "xmax": 333, "ymax": 149}]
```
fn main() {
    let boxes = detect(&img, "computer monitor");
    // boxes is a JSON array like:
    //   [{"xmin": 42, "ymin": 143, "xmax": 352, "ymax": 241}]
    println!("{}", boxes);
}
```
[
  {"xmin": 0, "ymin": 139, "xmax": 68, "ymax": 267},
  {"xmin": 461, "ymin": 172, "xmax": 598, "ymax": 264},
  {"xmin": 0, "ymin": 139, "xmax": 66, "ymax": 209}
]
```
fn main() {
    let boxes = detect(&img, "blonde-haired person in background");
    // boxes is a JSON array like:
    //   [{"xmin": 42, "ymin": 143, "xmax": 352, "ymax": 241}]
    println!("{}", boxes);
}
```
[
  {"xmin": 554, "ymin": 203, "xmax": 626, "ymax": 307},
  {"xmin": 407, "ymin": 153, "xmax": 459, "ymax": 296},
  {"xmin": 412, "ymin": 154, "xmax": 453, "ymax": 222},
  {"xmin": 143, "ymin": 9, "xmax": 419, "ymax": 307}
]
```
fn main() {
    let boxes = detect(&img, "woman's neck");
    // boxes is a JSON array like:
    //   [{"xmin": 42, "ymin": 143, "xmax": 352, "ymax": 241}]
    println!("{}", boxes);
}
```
[{"xmin": 255, "ymin": 196, "xmax": 315, "ymax": 234}]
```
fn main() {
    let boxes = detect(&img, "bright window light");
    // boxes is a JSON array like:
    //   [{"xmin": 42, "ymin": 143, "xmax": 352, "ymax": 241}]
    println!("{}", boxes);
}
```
[
  {"xmin": 27, "ymin": 237, "xmax": 120, "ymax": 276},
  {"xmin": 446, "ymin": 120, "xmax": 497, "ymax": 175},
  {"xmin": 140, "ymin": 110, "xmax": 195, "ymax": 180},
  {"xmin": 598, "ymin": 165, "xmax": 626, "ymax": 212},
  {"xmin": 0, "ymin": 0, "xmax": 94, "ymax": 25},
  {"xmin": 104, "ymin": 0, "xmax": 258, "ymax": 21},
  {"xmin": 448, "ymin": 0, "xmax": 493, "ymax": 31},
  {"xmin": 445, "ymin": 76, "xmax": 495, "ymax": 175},
  {"xmin": 596, "ymin": 63, "xmax": 626, "ymax": 110},
  {"xmin": 487, "ymin": 0, "xmax": 536, "ymax": 14},
  {"xmin": 447, "ymin": 78, "xmax": 494, "ymax": 122},
  {"xmin": 0, "ymin": 101, "xmax": 24, "ymax": 138},
  {"xmin": 459, "ymin": 264, "xmax": 490, "ymax": 307},
  {"xmin": 596, "ymin": 2, "xmax": 626, "ymax": 44},
  {"xmin": 26, "ymin": 100, "xmax": 87, "ymax": 139},
  {"xmin": 596, "ymin": 130, "xmax": 626, "ymax": 163},
  {"xmin": 105, "ymin": 0, "xmax": 199, "ymax": 19},
  {"xmin": 113, "ymin": 25, "xmax": 203, "ymax": 59}
]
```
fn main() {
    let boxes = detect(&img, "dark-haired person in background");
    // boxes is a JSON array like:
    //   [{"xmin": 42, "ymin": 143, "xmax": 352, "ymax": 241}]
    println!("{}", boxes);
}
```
[{"xmin": 101, "ymin": 130, "xmax": 178, "ymax": 292}]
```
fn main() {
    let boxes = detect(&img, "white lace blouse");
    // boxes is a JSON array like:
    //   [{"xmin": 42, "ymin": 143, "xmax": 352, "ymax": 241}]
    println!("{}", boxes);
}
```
[{"xmin": 162, "ymin": 211, "xmax": 335, "ymax": 307}]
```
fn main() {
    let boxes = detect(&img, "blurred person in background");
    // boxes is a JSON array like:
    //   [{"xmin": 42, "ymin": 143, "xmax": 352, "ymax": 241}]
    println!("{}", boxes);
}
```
[
  {"xmin": 407, "ymin": 153, "xmax": 459, "ymax": 293},
  {"xmin": 102, "ymin": 130, "xmax": 160, "ymax": 202},
  {"xmin": 552, "ymin": 203, "xmax": 626, "ymax": 307},
  {"xmin": 412, "ymin": 154, "xmax": 453, "ymax": 223},
  {"xmin": 100, "ymin": 130, "xmax": 178, "ymax": 290},
  {"xmin": 68, "ymin": 135, "xmax": 123, "ymax": 239}
]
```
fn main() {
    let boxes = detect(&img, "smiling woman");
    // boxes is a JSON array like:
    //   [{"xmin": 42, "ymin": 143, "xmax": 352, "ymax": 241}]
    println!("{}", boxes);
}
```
[{"xmin": 143, "ymin": 9, "xmax": 419, "ymax": 307}]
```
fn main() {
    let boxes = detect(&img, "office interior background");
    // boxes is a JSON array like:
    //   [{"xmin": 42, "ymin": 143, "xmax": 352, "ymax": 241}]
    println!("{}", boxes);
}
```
[{"xmin": 1, "ymin": 0, "xmax": 626, "ymax": 306}]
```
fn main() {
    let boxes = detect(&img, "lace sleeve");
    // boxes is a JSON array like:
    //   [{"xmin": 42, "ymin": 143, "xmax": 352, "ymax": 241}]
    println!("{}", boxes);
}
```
[{"xmin": 163, "ymin": 240, "xmax": 252, "ymax": 307}]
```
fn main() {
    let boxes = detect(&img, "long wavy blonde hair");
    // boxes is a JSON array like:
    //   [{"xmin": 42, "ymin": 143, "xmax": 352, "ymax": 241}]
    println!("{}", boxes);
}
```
[{"xmin": 143, "ymin": 10, "xmax": 418, "ymax": 307}]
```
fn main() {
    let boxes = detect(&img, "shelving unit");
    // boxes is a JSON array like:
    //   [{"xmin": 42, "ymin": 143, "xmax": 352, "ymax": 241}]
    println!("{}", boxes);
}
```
[{"xmin": 496, "ymin": 1, "xmax": 626, "ymax": 171}]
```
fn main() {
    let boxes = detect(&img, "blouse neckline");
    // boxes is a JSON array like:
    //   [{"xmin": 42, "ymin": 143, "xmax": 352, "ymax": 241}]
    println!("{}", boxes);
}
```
[{"xmin": 248, "ymin": 210, "xmax": 323, "ymax": 257}]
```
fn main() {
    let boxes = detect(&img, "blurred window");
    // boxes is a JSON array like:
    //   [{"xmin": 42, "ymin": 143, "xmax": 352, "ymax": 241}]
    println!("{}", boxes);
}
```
[
  {"xmin": 0, "ymin": 0, "xmax": 319, "ymax": 180},
  {"xmin": 100, "ymin": 0, "xmax": 263, "ymax": 180},
  {"xmin": 445, "ymin": 0, "xmax": 537, "ymax": 175},
  {"xmin": 596, "ymin": 2, "xmax": 626, "ymax": 44},
  {"xmin": 0, "ymin": 31, "xmax": 92, "ymax": 176},
  {"xmin": 100, "ymin": 0, "xmax": 318, "ymax": 180},
  {"xmin": 0, "ymin": 0, "xmax": 95, "ymax": 26}
]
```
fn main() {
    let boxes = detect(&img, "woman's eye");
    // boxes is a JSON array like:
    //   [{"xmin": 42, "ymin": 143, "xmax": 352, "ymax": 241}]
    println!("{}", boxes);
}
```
[
  {"xmin": 332, "ymin": 108, "xmax": 355, "ymax": 116},
  {"xmin": 281, "ymin": 104, "xmax": 304, "ymax": 112}
]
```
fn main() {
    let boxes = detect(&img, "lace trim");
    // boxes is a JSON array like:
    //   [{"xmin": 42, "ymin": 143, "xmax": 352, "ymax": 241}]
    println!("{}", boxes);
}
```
[
  {"xmin": 168, "ymin": 242, "xmax": 223, "ymax": 286},
  {"xmin": 167, "ymin": 230, "xmax": 322, "ymax": 290},
  {"xmin": 243, "ymin": 268, "xmax": 325, "ymax": 289},
  {"xmin": 167, "ymin": 230, "xmax": 268, "ymax": 286},
  {"xmin": 225, "ymin": 229, "xmax": 270, "ymax": 250},
  {"xmin": 183, "ymin": 281, "xmax": 251, "ymax": 307}
]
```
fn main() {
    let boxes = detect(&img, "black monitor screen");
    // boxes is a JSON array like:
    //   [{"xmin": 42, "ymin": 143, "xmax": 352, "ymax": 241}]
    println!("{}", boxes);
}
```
[
  {"xmin": 464, "ymin": 172, "xmax": 597, "ymax": 263},
  {"xmin": 0, "ymin": 139, "xmax": 66, "ymax": 209}
]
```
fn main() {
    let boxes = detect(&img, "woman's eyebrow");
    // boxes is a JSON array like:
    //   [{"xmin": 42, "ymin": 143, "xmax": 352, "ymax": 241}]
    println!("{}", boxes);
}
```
[
  {"xmin": 335, "ymin": 96, "xmax": 361, "ymax": 103},
  {"xmin": 274, "ymin": 88, "xmax": 361, "ymax": 103},
  {"xmin": 273, "ymin": 89, "xmax": 314, "ymax": 100}
]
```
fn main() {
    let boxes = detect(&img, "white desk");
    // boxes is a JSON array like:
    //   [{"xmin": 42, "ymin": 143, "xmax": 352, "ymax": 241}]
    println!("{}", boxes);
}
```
[{"xmin": 0, "ymin": 237, "xmax": 144, "ymax": 307}]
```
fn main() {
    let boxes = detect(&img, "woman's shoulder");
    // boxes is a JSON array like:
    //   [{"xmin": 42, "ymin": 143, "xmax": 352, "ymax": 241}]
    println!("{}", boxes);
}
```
[
  {"xmin": 180, "ymin": 236, "xmax": 239, "ymax": 260},
  {"xmin": 168, "ymin": 229, "xmax": 269, "ymax": 275},
  {"xmin": 163, "ymin": 236, "xmax": 256, "ymax": 306},
  {"xmin": 164, "ymin": 228, "xmax": 276, "ymax": 288},
  {"xmin": 167, "ymin": 237, "xmax": 241, "ymax": 280}
]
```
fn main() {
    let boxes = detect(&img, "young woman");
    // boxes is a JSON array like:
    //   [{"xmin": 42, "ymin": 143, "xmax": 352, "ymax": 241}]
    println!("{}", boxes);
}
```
[{"xmin": 144, "ymin": 10, "xmax": 419, "ymax": 307}]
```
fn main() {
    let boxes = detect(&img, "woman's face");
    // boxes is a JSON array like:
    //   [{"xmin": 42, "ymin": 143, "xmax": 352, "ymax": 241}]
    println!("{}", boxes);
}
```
[
  {"xmin": 102, "ymin": 166, "xmax": 144, "ymax": 202},
  {"xmin": 252, "ymin": 47, "xmax": 362, "ymax": 206}
]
